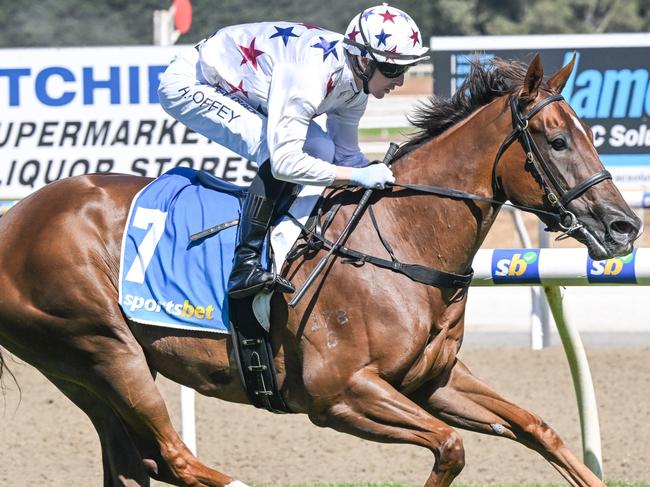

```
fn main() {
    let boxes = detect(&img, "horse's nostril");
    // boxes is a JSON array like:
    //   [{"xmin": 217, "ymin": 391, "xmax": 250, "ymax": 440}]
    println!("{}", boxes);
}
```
[{"xmin": 609, "ymin": 219, "xmax": 639, "ymax": 240}]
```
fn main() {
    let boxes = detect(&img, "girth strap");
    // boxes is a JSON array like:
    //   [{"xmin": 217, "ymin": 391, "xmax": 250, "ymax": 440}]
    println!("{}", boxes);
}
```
[
  {"xmin": 339, "ymin": 245, "xmax": 474, "ymax": 288},
  {"xmin": 285, "ymin": 211, "xmax": 474, "ymax": 289}
]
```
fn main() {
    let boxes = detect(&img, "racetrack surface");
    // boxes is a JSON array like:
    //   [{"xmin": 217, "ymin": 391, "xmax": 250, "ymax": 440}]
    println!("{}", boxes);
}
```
[{"xmin": 1, "ymin": 346, "xmax": 648, "ymax": 486}]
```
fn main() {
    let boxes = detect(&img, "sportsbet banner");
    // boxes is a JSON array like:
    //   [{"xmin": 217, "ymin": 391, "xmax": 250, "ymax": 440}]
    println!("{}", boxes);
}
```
[
  {"xmin": 0, "ymin": 46, "xmax": 257, "ymax": 199},
  {"xmin": 430, "ymin": 33, "xmax": 650, "ymax": 190}
]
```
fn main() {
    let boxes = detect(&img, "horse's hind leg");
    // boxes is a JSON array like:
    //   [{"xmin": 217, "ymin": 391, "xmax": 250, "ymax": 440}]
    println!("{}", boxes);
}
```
[
  {"xmin": 3, "ymin": 311, "xmax": 238, "ymax": 487},
  {"xmin": 70, "ymin": 329, "xmax": 237, "ymax": 487},
  {"xmin": 44, "ymin": 373, "xmax": 150, "ymax": 487},
  {"xmin": 410, "ymin": 359, "xmax": 604, "ymax": 487}
]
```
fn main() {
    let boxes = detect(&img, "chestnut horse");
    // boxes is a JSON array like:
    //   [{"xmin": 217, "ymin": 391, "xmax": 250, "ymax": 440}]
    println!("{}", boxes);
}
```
[{"xmin": 0, "ymin": 55, "xmax": 640, "ymax": 487}]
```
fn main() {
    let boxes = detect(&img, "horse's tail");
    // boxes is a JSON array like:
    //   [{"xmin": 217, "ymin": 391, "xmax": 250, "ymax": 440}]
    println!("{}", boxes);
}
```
[
  {"xmin": 0, "ymin": 347, "xmax": 19, "ymax": 394},
  {"xmin": 0, "ymin": 347, "xmax": 5, "ymax": 382}
]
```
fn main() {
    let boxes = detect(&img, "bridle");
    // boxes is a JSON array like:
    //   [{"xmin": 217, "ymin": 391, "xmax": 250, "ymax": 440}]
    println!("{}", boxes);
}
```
[
  {"xmin": 287, "ymin": 91, "xmax": 616, "ymax": 296},
  {"xmin": 493, "ymin": 93, "xmax": 612, "ymax": 233}
]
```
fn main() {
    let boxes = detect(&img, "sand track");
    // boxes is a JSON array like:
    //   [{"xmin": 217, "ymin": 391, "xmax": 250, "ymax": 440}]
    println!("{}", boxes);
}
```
[{"xmin": 1, "ymin": 346, "xmax": 648, "ymax": 486}]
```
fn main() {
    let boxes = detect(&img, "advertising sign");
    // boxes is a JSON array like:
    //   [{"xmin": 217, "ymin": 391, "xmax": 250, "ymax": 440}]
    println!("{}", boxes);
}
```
[
  {"xmin": 430, "ymin": 33, "xmax": 650, "ymax": 189},
  {"xmin": 0, "ymin": 46, "xmax": 257, "ymax": 199}
]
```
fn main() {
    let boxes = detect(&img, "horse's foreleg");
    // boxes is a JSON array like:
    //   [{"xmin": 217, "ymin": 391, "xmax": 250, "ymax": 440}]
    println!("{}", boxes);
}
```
[
  {"xmin": 312, "ymin": 368, "xmax": 464, "ymax": 487},
  {"xmin": 410, "ymin": 359, "xmax": 604, "ymax": 487},
  {"xmin": 44, "ymin": 373, "xmax": 150, "ymax": 487}
]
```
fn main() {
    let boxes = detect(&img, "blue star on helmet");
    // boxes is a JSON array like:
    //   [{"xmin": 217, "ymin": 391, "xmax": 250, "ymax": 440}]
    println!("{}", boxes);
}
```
[
  {"xmin": 270, "ymin": 25, "xmax": 299, "ymax": 46},
  {"xmin": 311, "ymin": 36, "xmax": 339, "ymax": 61},
  {"xmin": 374, "ymin": 28, "xmax": 392, "ymax": 47},
  {"xmin": 361, "ymin": 9, "xmax": 375, "ymax": 20}
]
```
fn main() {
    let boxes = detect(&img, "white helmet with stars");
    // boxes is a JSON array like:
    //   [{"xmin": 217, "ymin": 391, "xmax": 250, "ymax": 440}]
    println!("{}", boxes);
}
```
[{"xmin": 343, "ymin": 4, "xmax": 430, "ymax": 67}]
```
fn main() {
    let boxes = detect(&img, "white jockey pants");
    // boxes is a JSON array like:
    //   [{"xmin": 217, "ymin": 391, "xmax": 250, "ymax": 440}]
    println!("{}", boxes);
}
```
[{"xmin": 158, "ymin": 48, "xmax": 335, "ymax": 165}]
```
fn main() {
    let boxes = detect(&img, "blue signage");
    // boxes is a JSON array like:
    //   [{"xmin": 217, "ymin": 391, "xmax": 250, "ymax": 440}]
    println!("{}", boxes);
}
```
[
  {"xmin": 492, "ymin": 249, "xmax": 541, "ymax": 284},
  {"xmin": 587, "ymin": 250, "xmax": 637, "ymax": 284}
]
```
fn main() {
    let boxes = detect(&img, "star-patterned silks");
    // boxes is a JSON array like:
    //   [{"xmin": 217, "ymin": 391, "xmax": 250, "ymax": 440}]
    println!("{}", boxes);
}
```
[
  {"xmin": 238, "ymin": 38, "xmax": 265, "ymax": 69},
  {"xmin": 347, "ymin": 26, "xmax": 360, "ymax": 42},
  {"xmin": 326, "ymin": 75, "xmax": 335, "ymax": 95},
  {"xmin": 300, "ymin": 23, "xmax": 323, "ymax": 30},
  {"xmin": 361, "ymin": 9, "xmax": 374, "ymax": 20},
  {"xmin": 311, "ymin": 36, "xmax": 339, "ymax": 61},
  {"xmin": 374, "ymin": 28, "xmax": 391, "ymax": 47},
  {"xmin": 409, "ymin": 28, "xmax": 420, "ymax": 46},
  {"xmin": 226, "ymin": 80, "xmax": 248, "ymax": 97},
  {"xmin": 378, "ymin": 9, "xmax": 397, "ymax": 23},
  {"xmin": 270, "ymin": 25, "xmax": 299, "ymax": 46},
  {"xmin": 343, "ymin": 6, "xmax": 427, "ymax": 63},
  {"xmin": 385, "ymin": 45, "xmax": 398, "ymax": 61}
]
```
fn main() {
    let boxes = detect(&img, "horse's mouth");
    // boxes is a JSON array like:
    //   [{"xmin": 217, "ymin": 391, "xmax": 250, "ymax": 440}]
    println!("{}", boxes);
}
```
[{"xmin": 571, "ymin": 225, "xmax": 637, "ymax": 260}]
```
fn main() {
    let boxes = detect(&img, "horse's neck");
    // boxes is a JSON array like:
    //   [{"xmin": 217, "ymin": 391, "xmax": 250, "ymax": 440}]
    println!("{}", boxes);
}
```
[{"xmin": 388, "ymin": 98, "xmax": 511, "ymax": 274}]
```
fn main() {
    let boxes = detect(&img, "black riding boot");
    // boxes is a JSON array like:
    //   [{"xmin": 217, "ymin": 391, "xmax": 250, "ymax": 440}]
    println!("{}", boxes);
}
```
[{"xmin": 227, "ymin": 193, "xmax": 295, "ymax": 299}]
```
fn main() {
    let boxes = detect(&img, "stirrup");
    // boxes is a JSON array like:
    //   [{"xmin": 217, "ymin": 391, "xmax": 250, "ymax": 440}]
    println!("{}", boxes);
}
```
[
  {"xmin": 229, "ymin": 273, "xmax": 294, "ymax": 299},
  {"xmin": 264, "ymin": 274, "xmax": 295, "ymax": 294}
]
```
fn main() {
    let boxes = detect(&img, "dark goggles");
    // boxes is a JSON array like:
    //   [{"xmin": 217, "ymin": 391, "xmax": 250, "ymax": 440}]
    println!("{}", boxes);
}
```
[{"xmin": 375, "ymin": 61, "xmax": 410, "ymax": 78}]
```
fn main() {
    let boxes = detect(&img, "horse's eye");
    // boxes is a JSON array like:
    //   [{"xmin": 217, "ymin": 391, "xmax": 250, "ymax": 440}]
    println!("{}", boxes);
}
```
[{"xmin": 551, "ymin": 137, "xmax": 567, "ymax": 150}]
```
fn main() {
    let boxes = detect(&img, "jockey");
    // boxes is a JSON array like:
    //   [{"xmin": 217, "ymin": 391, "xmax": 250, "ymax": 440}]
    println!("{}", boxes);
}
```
[{"xmin": 158, "ymin": 4, "xmax": 430, "ymax": 299}]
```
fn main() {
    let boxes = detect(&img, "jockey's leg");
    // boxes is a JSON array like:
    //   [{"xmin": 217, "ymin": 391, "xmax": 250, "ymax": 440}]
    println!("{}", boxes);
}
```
[
  {"xmin": 228, "ymin": 162, "xmax": 296, "ymax": 298},
  {"xmin": 410, "ymin": 359, "xmax": 605, "ymax": 487},
  {"xmin": 158, "ymin": 48, "xmax": 269, "ymax": 164},
  {"xmin": 228, "ymin": 121, "xmax": 334, "ymax": 298},
  {"xmin": 312, "ymin": 368, "xmax": 465, "ymax": 487}
]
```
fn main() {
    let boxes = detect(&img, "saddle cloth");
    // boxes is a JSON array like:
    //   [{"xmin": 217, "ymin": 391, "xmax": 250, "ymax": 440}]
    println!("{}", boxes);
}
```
[{"xmin": 118, "ymin": 167, "xmax": 323, "ymax": 333}]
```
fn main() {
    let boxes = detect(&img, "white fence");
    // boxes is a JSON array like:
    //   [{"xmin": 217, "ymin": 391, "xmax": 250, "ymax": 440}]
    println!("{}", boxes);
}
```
[
  {"xmin": 468, "ymin": 246, "xmax": 649, "ymax": 478},
  {"xmin": 472, "ymin": 248, "xmax": 650, "ymax": 286}
]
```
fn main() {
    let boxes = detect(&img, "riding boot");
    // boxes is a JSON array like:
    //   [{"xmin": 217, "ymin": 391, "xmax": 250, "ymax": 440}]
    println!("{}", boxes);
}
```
[{"xmin": 228, "ymin": 193, "xmax": 295, "ymax": 299}]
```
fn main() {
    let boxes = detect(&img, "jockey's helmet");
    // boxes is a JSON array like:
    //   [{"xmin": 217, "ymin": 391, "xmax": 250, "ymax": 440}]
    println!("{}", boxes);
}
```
[{"xmin": 343, "ymin": 4, "xmax": 430, "ymax": 89}]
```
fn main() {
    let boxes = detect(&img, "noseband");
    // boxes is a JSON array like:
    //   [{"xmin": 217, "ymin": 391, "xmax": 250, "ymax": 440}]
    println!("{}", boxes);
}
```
[{"xmin": 493, "ymin": 93, "xmax": 612, "ymax": 232}]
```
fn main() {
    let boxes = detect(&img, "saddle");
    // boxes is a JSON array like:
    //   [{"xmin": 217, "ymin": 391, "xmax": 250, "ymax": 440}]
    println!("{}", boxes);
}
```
[{"xmin": 195, "ymin": 170, "xmax": 293, "ymax": 413}]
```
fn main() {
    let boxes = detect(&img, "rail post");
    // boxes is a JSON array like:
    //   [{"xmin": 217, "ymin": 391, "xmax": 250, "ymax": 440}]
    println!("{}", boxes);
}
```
[{"xmin": 544, "ymin": 285, "xmax": 603, "ymax": 479}]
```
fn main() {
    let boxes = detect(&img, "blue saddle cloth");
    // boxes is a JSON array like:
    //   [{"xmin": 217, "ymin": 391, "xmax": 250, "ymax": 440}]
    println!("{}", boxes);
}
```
[{"xmin": 118, "ymin": 167, "xmax": 267, "ymax": 334}]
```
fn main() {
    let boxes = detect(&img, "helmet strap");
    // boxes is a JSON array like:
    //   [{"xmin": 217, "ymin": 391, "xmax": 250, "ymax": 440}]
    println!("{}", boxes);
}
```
[{"xmin": 351, "ymin": 54, "xmax": 375, "ymax": 95}]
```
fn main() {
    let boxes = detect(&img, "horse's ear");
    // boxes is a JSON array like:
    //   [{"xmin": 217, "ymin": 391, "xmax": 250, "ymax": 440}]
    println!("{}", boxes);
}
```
[
  {"xmin": 520, "ymin": 53, "xmax": 543, "ymax": 103},
  {"xmin": 547, "ymin": 52, "xmax": 576, "ymax": 93}
]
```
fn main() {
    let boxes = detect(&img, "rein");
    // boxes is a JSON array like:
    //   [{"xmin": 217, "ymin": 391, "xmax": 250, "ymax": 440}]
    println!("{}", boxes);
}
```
[
  {"xmin": 288, "ymin": 92, "xmax": 613, "ymax": 298},
  {"xmin": 387, "ymin": 182, "xmax": 558, "ymax": 220}
]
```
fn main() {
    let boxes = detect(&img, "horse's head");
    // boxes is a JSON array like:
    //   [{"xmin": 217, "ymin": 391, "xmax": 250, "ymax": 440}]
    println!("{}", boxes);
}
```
[{"xmin": 495, "ymin": 54, "xmax": 641, "ymax": 259}]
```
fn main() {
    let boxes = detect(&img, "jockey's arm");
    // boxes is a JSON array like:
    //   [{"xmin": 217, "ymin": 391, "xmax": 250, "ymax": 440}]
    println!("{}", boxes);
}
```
[
  {"xmin": 326, "ymin": 99, "xmax": 369, "ymax": 168},
  {"xmin": 267, "ymin": 63, "xmax": 359, "ymax": 186}
]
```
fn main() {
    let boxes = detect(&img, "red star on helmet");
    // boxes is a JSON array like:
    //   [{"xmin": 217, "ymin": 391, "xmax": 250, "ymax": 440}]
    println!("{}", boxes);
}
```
[
  {"xmin": 238, "ymin": 38, "xmax": 265, "ymax": 70},
  {"xmin": 379, "ymin": 9, "xmax": 397, "ymax": 23},
  {"xmin": 409, "ymin": 28, "xmax": 421, "ymax": 46},
  {"xmin": 385, "ymin": 46, "xmax": 398, "ymax": 62}
]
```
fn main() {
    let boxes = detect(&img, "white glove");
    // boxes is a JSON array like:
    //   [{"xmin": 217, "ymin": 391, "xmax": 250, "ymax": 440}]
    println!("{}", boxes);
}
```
[{"xmin": 349, "ymin": 164, "xmax": 395, "ymax": 189}]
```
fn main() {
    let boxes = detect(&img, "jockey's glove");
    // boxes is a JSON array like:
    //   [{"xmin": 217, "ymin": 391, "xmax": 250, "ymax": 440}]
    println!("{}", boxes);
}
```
[{"xmin": 349, "ymin": 164, "xmax": 395, "ymax": 189}]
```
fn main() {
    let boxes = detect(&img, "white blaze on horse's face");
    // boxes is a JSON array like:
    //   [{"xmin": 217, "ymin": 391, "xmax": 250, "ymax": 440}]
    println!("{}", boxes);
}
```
[
  {"xmin": 569, "ymin": 114, "xmax": 589, "ymax": 139},
  {"xmin": 507, "ymin": 54, "xmax": 641, "ymax": 260}
]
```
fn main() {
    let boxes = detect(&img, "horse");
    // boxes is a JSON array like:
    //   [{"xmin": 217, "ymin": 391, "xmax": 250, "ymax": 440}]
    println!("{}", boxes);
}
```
[{"xmin": 0, "ymin": 54, "xmax": 641, "ymax": 487}]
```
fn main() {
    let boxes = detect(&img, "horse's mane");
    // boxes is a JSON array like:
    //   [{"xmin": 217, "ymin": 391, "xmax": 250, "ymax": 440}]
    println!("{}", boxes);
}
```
[{"xmin": 396, "ymin": 57, "xmax": 528, "ymax": 158}]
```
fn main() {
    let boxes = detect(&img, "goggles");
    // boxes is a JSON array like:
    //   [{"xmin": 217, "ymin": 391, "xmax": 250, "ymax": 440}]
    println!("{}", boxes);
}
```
[{"xmin": 375, "ymin": 62, "xmax": 410, "ymax": 79}]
